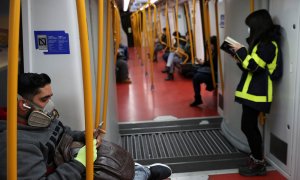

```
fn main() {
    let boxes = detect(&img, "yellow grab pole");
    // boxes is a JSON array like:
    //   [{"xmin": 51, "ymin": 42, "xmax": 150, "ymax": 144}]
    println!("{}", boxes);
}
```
[
  {"xmin": 202, "ymin": 0, "xmax": 216, "ymax": 89},
  {"xmin": 7, "ymin": 0, "xmax": 20, "ymax": 179},
  {"xmin": 214, "ymin": 1, "xmax": 224, "ymax": 94},
  {"xmin": 149, "ymin": 3, "xmax": 157, "ymax": 89},
  {"xmin": 184, "ymin": 3, "xmax": 195, "ymax": 64},
  {"xmin": 250, "ymin": 0, "xmax": 254, "ymax": 12},
  {"xmin": 157, "ymin": 6, "xmax": 162, "ymax": 38},
  {"xmin": 192, "ymin": 0, "xmax": 196, "ymax": 55},
  {"xmin": 95, "ymin": 0, "xmax": 104, "ymax": 127},
  {"xmin": 76, "ymin": 0, "xmax": 95, "ymax": 179},
  {"xmin": 142, "ymin": 9, "xmax": 149, "ymax": 70},
  {"xmin": 138, "ymin": 12, "xmax": 142, "ymax": 57},
  {"xmin": 102, "ymin": 0, "xmax": 112, "ymax": 132},
  {"xmin": 175, "ymin": 0, "xmax": 179, "ymax": 47},
  {"xmin": 113, "ymin": 5, "xmax": 121, "ymax": 65},
  {"xmin": 165, "ymin": 2, "xmax": 171, "ymax": 49},
  {"xmin": 147, "ymin": 2, "xmax": 153, "ymax": 87}
]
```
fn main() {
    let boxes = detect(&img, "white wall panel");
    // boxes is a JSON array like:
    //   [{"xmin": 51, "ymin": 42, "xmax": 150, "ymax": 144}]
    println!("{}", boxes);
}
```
[
  {"xmin": 266, "ymin": 0, "xmax": 300, "ymax": 178},
  {"xmin": 22, "ymin": 0, "xmax": 85, "ymax": 130}
]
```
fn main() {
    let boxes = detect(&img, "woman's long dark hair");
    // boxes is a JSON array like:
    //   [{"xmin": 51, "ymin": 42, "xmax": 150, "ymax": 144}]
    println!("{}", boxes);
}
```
[{"xmin": 245, "ymin": 9, "xmax": 281, "ymax": 52}]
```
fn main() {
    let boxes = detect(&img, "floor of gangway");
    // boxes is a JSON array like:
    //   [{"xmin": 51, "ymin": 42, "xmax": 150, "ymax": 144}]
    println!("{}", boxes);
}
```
[
  {"xmin": 119, "ymin": 117, "xmax": 248, "ymax": 173},
  {"xmin": 117, "ymin": 48, "xmax": 219, "ymax": 123}
]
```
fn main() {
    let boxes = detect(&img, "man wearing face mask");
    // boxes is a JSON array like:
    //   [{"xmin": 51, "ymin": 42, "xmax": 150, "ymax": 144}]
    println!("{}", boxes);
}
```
[
  {"xmin": 0, "ymin": 73, "xmax": 172, "ymax": 180},
  {"xmin": 0, "ymin": 73, "xmax": 97, "ymax": 179}
]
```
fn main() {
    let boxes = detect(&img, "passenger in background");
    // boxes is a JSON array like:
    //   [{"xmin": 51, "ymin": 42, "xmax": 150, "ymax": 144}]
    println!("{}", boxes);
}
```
[
  {"xmin": 162, "ymin": 32, "xmax": 191, "ymax": 81},
  {"xmin": 119, "ymin": 43, "xmax": 129, "ymax": 61},
  {"xmin": 153, "ymin": 27, "xmax": 167, "ymax": 62},
  {"xmin": 162, "ymin": 31, "xmax": 186, "ymax": 62},
  {"xmin": 116, "ymin": 48, "xmax": 132, "ymax": 83},
  {"xmin": 190, "ymin": 36, "xmax": 218, "ymax": 106},
  {"xmin": 0, "ymin": 73, "xmax": 172, "ymax": 180},
  {"xmin": 229, "ymin": 9, "xmax": 282, "ymax": 176}
]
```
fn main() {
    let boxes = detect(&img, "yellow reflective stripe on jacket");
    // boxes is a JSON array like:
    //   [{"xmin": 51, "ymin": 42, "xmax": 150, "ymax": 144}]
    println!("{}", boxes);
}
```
[
  {"xmin": 267, "ymin": 41, "xmax": 278, "ymax": 74},
  {"xmin": 235, "ymin": 71, "xmax": 273, "ymax": 102},
  {"xmin": 241, "ymin": 55, "xmax": 252, "ymax": 69},
  {"xmin": 251, "ymin": 45, "xmax": 266, "ymax": 68}
]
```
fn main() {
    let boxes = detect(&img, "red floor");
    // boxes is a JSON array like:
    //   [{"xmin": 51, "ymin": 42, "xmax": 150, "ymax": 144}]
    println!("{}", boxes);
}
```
[
  {"xmin": 117, "ymin": 48, "xmax": 219, "ymax": 122},
  {"xmin": 209, "ymin": 170, "xmax": 287, "ymax": 180}
]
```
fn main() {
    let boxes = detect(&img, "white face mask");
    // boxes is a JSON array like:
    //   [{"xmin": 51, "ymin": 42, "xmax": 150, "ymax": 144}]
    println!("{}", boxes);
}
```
[{"xmin": 248, "ymin": 27, "xmax": 251, "ymax": 34}]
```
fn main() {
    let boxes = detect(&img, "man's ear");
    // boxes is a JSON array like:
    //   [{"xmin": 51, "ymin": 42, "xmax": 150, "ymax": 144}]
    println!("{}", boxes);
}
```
[{"xmin": 18, "ymin": 100, "xmax": 30, "ymax": 112}]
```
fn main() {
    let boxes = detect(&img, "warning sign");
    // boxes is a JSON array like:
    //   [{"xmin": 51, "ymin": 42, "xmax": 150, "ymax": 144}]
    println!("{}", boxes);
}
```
[
  {"xmin": 37, "ymin": 35, "xmax": 48, "ymax": 50},
  {"xmin": 34, "ymin": 31, "xmax": 70, "ymax": 54}
]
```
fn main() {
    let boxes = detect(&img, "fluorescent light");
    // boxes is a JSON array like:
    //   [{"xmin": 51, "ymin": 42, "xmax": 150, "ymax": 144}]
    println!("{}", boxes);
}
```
[{"xmin": 124, "ymin": 0, "xmax": 130, "ymax": 11}]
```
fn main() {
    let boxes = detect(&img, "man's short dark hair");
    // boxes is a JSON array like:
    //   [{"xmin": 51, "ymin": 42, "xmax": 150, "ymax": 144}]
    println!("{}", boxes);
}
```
[
  {"xmin": 163, "ymin": 27, "xmax": 166, "ymax": 32},
  {"xmin": 18, "ymin": 73, "xmax": 51, "ymax": 100}
]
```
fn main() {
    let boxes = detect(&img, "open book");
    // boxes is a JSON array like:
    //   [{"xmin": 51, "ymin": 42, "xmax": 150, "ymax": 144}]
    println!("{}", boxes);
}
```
[{"xmin": 220, "ymin": 36, "xmax": 240, "ymax": 56}]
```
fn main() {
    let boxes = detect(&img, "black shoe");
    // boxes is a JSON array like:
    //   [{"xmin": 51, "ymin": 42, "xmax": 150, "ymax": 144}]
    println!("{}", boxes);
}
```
[
  {"xmin": 148, "ymin": 163, "xmax": 172, "ymax": 180},
  {"xmin": 161, "ymin": 67, "xmax": 169, "ymax": 73},
  {"xmin": 190, "ymin": 100, "xmax": 202, "ymax": 107},
  {"xmin": 206, "ymin": 84, "xmax": 214, "ymax": 91},
  {"xmin": 190, "ymin": 96, "xmax": 203, "ymax": 106},
  {"xmin": 239, "ymin": 158, "xmax": 266, "ymax": 176},
  {"xmin": 165, "ymin": 73, "xmax": 174, "ymax": 81}
]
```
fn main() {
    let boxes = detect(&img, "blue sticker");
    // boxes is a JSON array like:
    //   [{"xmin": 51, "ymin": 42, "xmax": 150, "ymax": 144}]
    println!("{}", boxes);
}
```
[{"xmin": 34, "ymin": 31, "xmax": 70, "ymax": 54}]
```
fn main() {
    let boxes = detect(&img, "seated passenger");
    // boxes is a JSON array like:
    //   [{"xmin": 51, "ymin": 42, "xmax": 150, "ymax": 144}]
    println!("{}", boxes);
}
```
[
  {"xmin": 190, "ymin": 36, "xmax": 218, "ymax": 106},
  {"xmin": 153, "ymin": 27, "xmax": 167, "ymax": 62},
  {"xmin": 162, "ymin": 32, "xmax": 191, "ymax": 81},
  {"xmin": 116, "ymin": 49, "xmax": 132, "ymax": 83},
  {"xmin": 0, "ymin": 73, "xmax": 172, "ymax": 180},
  {"xmin": 119, "ymin": 43, "xmax": 129, "ymax": 61},
  {"xmin": 162, "ymin": 31, "xmax": 186, "ymax": 62}
]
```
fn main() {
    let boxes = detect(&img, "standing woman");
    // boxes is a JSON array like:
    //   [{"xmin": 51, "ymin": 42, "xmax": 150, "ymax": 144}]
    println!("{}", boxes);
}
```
[{"xmin": 230, "ymin": 9, "xmax": 282, "ymax": 176}]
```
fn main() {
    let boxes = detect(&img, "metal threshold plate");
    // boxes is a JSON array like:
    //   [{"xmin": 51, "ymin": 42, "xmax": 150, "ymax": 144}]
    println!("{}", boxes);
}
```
[{"xmin": 119, "ymin": 117, "xmax": 247, "ymax": 173}]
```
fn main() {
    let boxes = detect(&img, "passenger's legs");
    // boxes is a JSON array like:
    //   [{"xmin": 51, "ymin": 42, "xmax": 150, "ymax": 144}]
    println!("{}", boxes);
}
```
[
  {"xmin": 133, "ymin": 163, "xmax": 172, "ymax": 180},
  {"xmin": 190, "ymin": 72, "xmax": 213, "ymax": 106},
  {"xmin": 154, "ymin": 44, "xmax": 163, "ymax": 61},
  {"xmin": 169, "ymin": 56, "xmax": 181, "ymax": 74},
  {"xmin": 116, "ymin": 59, "xmax": 131, "ymax": 83},
  {"xmin": 190, "ymin": 72, "xmax": 205, "ymax": 106},
  {"xmin": 133, "ymin": 163, "xmax": 151, "ymax": 180},
  {"xmin": 162, "ymin": 52, "xmax": 175, "ymax": 73},
  {"xmin": 239, "ymin": 105, "xmax": 266, "ymax": 176},
  {"xmin": 241, "ymin": 105, "xmax": 262, "ymax": 160}
]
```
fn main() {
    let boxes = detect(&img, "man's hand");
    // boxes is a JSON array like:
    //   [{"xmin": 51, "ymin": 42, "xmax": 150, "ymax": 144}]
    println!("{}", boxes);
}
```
[{"xmin": 93, "ymin": 127, "xmax": 106, "ymax": 148}]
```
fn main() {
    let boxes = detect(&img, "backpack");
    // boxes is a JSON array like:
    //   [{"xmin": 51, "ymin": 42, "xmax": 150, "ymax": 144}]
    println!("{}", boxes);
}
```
[{"xmin": 267, "ymin": 41, "xmax": 283, "ymax": 81}]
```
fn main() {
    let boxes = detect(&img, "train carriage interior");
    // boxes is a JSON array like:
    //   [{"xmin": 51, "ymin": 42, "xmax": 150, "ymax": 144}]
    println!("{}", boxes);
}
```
[{"xmin": 1, "ymin": 0, "xmax": 300, "ymax": 179}]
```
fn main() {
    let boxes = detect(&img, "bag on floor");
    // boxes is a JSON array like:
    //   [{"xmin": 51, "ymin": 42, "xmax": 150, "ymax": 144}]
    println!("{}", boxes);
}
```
[{"xmin": 178, "ymin": 62, "xmax": 199, "ymax": 78}]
